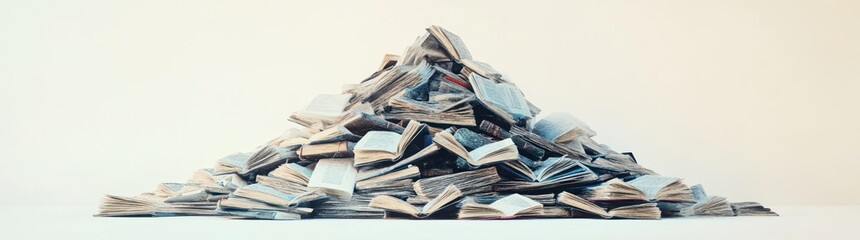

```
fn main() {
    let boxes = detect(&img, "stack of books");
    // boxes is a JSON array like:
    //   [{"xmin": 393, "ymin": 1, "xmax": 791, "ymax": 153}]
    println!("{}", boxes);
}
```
[{"xmin": 98, "ymin": 26, "xmax": 777, "ymax": 220}]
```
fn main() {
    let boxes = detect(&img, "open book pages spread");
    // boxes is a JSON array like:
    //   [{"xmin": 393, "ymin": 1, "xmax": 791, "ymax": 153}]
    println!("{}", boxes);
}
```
[{"xmin": 99, "ymin": 25, "xmax": 775, "ymax": 220}]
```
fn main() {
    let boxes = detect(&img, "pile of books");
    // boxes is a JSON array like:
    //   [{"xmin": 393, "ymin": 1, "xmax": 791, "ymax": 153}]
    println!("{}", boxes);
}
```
[{"xmin": 98, "ymin": 26, "xmax": 777, "ymax": 220}]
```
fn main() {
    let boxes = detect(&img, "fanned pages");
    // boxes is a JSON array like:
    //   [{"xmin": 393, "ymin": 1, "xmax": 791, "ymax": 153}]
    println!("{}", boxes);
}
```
[
  {"xmin": 433, "ymin": 131, "xmax": 519, "ymax": 168},
  {"xmin": 353, "ymin": 120, "xmax": 427, "ymax": 167},
  {"xmin": 458, "ymin": 194, "xmax": 543, "ymax": 219},
  {"xmin": 369, "ymin": 185, "xmax": 462, "ymax": 218},
  {"xmin": 306, "ymin": 158, "xmax": 358, "ymax": 200}
]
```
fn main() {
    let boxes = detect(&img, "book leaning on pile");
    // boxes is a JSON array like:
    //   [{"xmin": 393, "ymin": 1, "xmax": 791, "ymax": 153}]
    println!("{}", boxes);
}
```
[{"xmin": 98, "ymin": 25, "xmax": 777, "ymax": 220}]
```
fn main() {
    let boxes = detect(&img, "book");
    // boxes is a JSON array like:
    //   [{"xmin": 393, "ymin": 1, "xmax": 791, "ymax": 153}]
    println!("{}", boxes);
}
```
[
  {"xmin": 355, "ymin": 143, "xmax": 443, "ymax": 181},
  {"xmin": 289, "ymin": 93, "xmax": 353, "ymax": 128},
  {"xmin": 508, "ymin": 125, "xmax": 590, "ymax": 160},
  {"xmin": 681, "ymin": 196, "xmax": 735, "ymax": 217},
  {"xmin": 413, "ymin": 167, "xmax": 501, "ymax": 197},
  {"xmin": 730, "ymin": 202, "xmax": 779, "ymax": 216},
  {"xmin": 451, "ymin": 128, "xmax": 494, "ymax": 150},
  {"xmin": 267, "ymin": 163, "xmax": 313, "ymax": 186},
  {"xmin": 218, "ymin": 209, "xmax": 302, "ymax": 220},
  {"xmin": 460, "ymin": 59, "xmax": 501, "ymax": 80},
  {"xmin": 532, "ymin": 112, "xmax": 596, "ymax": 143},
  {"xmin": 457, "ymin": 194, "xmax": 543, "ymax": 219},
  {"xmin": 341, "ymin": 112, "xmax": 405, "ymax": 136},
  {"xmin": 356, "ymin": 166, "xmax": 420, "ymax": 190},
  {"xmin": 369, "ymin": 185, "xmax": 463, "ymax": 218},
  {"xmin": 216, "ymin": 196, "xmax": 314, "ymax": 215},
  {"xmin": 557, "ymin": 191, "xmax": 661, "ymax": 219},
  {"xmin": 495, "ymin": 157, "xmax": 601, "ymax": 192},
  {"xmin": 233, "ymin": 184, "xmax": 327, "ymax": 208},
  {"xmin": 255, "ymin": 175, "xmax": 308, "ymax": 195},
  {"xmin": 97, "ymin": 194, "xmax": 219, "ymax": 217},
  {"xmin": 213, "ymin": 152, "xmax": 252, "ymax": 175},
  {"xmin": 466, "ymin": 192, "xmax": 557, "ymax": 206},
  {"xmin": 580, "ymin": 176, "xmax": 694, "ymax": 202},
  {"xmin": 469, "ymin": 73, "xmax": 531, "ymax": 124},
  {"xmin": 313, "ymin": 197, "xmax": 385, "ymax": 219},
  {"xmin": 427, "ymin": 25, "xmax": 472, "ymax": 61},
  {"xmin": 306, "ymin": 158, "xmax": 358, "ymax": 200},
  {"xmin": 267, "ymin": 128, "xmax": 312, "ymax": 148},
  {"xmin": 240, "ymin": 145, "xmax": 300, "ymax": 176},
  {"xmin": 298, "ymin": 141, "xmax": 355, "ymax": 160},
  {"xmin": 307, "ymin": 126, "xmax": 362, "ymax": 145},
  {"xmin": 432, "ymin": 130, "xmax": 519, "ymax": 168},
  {"xmin": 476, "ymin": 120, "xmax": 556, "ymax": 160},
  {"xmin": 353, "ymin": 121, "xmax": 427, "ymax": 167}
]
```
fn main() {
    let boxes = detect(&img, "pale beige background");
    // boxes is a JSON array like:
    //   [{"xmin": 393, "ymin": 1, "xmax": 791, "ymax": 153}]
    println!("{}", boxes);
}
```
[{"xmin": 1, "ymin": 0, "xmax": 857, "ymax": 206}]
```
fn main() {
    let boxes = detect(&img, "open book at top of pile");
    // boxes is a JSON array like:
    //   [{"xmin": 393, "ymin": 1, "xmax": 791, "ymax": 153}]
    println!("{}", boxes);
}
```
[{"xmin": 98, "ymin": 25, "xmax": 776, "ymax": 220}]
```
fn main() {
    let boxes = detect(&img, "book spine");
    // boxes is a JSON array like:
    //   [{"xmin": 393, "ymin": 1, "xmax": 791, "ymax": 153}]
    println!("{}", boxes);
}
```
[
  {"xmin": 478, "ymin": 120, "xmax": 512, "ymax": 139},
  {"xmin": 511, "ymin": 136, "xmax": 546, "ymax": 160},
  {"xmin": 363, "ymin": 113, "xmax": 406, "ymax": 134}
]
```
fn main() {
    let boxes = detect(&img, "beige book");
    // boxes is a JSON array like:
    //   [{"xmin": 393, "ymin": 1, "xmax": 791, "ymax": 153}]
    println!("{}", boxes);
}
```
[
  {"xmin": 433, "ymin": 131, "xmax": 519, "ymax": 168},
  {"xmin": 368, "ymin": 185, "xmax": 462, "ymax": 218},
  {"xmin": 458, "ymin": 194, "xmax": 543, "ymax": 219},
  {"xmin": 353, "ymin": 120, "xmax": 425, "ymax": 167},
  {"xmin": 557, "ymin": 191, "xmax": 659, "ymax": 219}
]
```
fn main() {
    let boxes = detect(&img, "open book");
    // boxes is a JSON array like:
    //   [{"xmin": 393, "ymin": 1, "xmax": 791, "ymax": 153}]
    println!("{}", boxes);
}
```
[
  {"xmin": 581, "ymin": 176, "xmax": 694, "ymax": 202},
  {"xmin": 469, "ymin": 73, "xmax": 531, "ymax": 124},
  {"xmin": 532, "ymin": 112, "xmax": 596, "ymax": 143},
  {"xmin": 355, "ymin": 143, "xmax": 442, "ymax": 181},
  {"xmin": 289, "ymin": 93, "xmax": 353, "ymax": 128},
  {"xmin": 240, "ymin": 145, "xmax": 299, "ymax": 176},
  {"xmin": 427, "ymin": 25, "xmax": 472, "ymax": 61},
  {"xmin": 502, "ymin": 156, "xmax": 589, "ymax": 182},
  {"xmin": 306, "ymin": 158, "xmax": 358, "ymax": 200},
  {"xmin": 557, "ymin": 191, "xmax": 661, "ymax": 219},
  {"xmin": 433, "ymin": 130, "xmax": 519, "ymax": 168},
  {"xmin": 232, "ymin": 184, "xmax": 327, "ymax": 208},
  {"xmin": 307, "ymin": 126, "xmax": 362, "ymax": 145},
  {"xmin": 353, "ymin": 120, "xmax": 426, "ymax": 167},
  {"xmin": 267, "ymin": 163, "xmax": 313, "ymax": 186},
  {"xmin": 682, "ymin": 196, "xmax": 735, "ymax": 217},
  {"xmin": 495, "ymin": 157, "xmax": 601, "ymax": 192},
  {"xmin": 213, "ymin": 152, "xmax": 252, "ymax": 175},
  {"xmin": 457, "ymin": 194, "xmax": 543, "ymax": 219},
  {"xmin": 369, "ymin": 185, "xmax": 462, "ymax": 218}
]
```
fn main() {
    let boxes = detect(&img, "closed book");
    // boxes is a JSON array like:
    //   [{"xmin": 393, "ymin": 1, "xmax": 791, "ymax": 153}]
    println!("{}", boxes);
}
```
[{"xmin": 298, "ymin": 141, "xmax": 355, "ymax": 159}]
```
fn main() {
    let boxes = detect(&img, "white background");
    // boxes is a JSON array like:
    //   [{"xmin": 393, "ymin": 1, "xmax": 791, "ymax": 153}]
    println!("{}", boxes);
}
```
[{"xmin": 1, "ymin": 0, "xmax": 858, "ymax": 207}]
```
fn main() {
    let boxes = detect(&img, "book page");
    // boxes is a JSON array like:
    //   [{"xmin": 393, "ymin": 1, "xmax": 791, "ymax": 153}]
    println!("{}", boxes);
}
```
[
  {"xmin": 690, "ymin": 184, "xmax": 708, "ymax": 202},
  {"xmin": 467, "ymin": 138, "xmax": 514, "ymax": 162},
  {"xmin": 354, "ymin": 131, "xmax": 401, "ymax": 153},
  {"xmin": 497, "ymin": 83, "xmax": 531, "ymax": 118},
  {"xmin": 532, "ymin": 112, "xmax": 596, "ymax": 143},
  {"xmin": 627, "ymin": 175, "xmax": 680, "ymax": 199},
  {"xmin": 302, "ymin": 94, "xmax": 353, "ymax": 117},
  {"xmin": 488, "ymin": 194, "xmax": 542, "ymax": 216},
  {"xmin": 472, "ymin": 74, "xmax": 530, "ymax": 119},
  {"xmin": 307, "ymin": 158, "xmax": 357, "ymax": 199}
]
